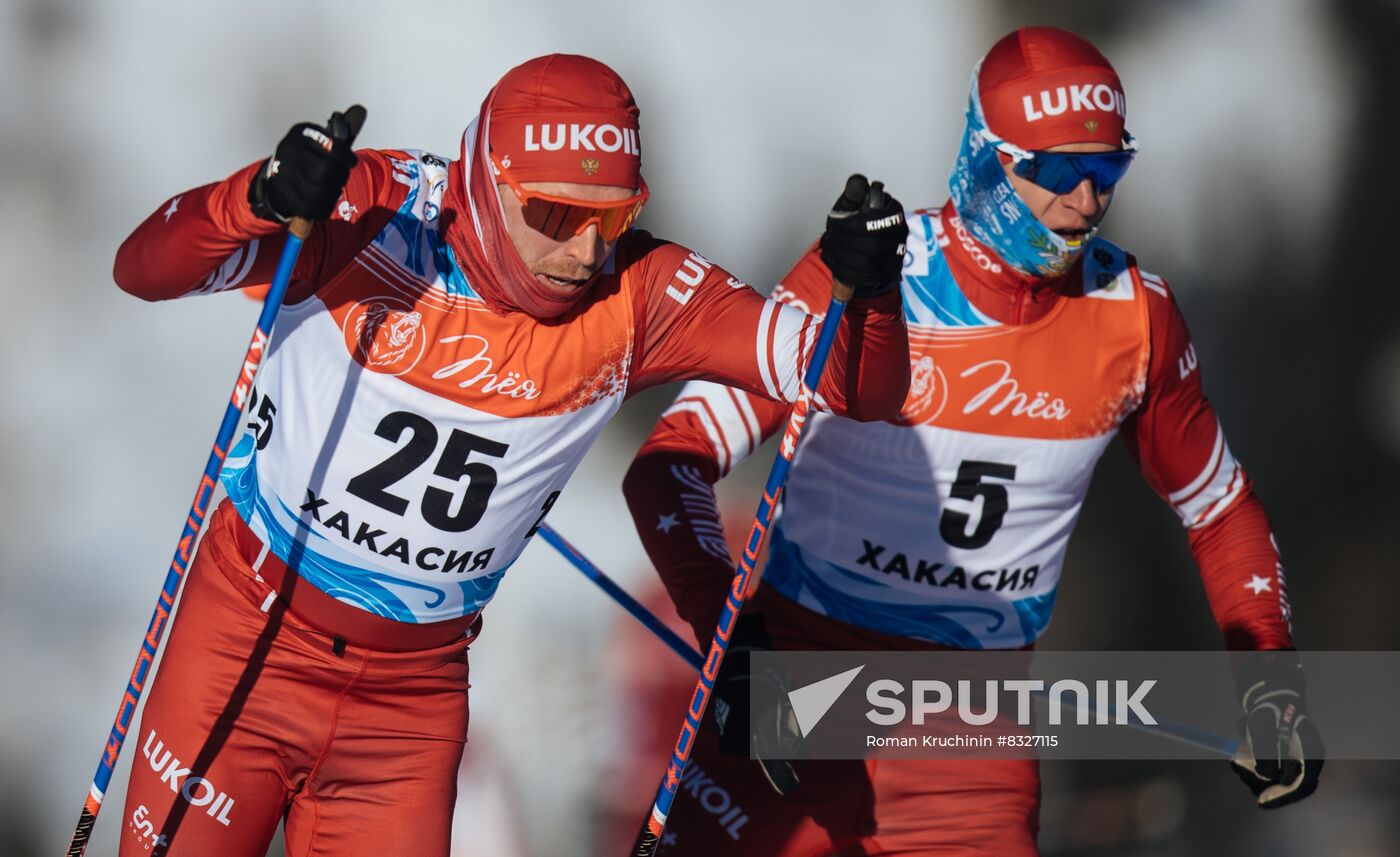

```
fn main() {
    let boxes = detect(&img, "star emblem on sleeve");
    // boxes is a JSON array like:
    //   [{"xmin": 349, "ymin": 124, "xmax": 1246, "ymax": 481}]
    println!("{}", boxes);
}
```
[
  {"xmin": 656, "ymin": 513, "xmax": 680, "ymax": 533},
  {"xmin": 163, "ymin": 196, "xmax": 181, "ymax": 222},
  {"xmin": 1244, "ymin": 575, "xmax": 1273, "ymax": 595}
]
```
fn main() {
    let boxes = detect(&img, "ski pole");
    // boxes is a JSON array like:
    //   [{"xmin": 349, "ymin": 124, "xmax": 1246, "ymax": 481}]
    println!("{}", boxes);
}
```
[
  {"xmin": 630, "ymin": 276, "xmax": 855, "ymax": 856},
  {"xmin": 65, "ymin": 216, "xmax": 310, "ymax": 856},
  {"xmin": 547, "ymin": 531, "xmax": 1241, "ymax": 769},
  {"xmin": 537, "ymin": 523, "xmax": 704, "ymax": 672},
  {"xmin": 67, "ymin": 107, "xmax": 365, "ymax": 857}
]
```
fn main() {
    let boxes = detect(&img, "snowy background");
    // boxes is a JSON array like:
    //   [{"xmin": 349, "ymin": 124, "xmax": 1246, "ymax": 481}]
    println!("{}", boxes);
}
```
[{"xmin": 2, "ymin": 0, "xmax": 1398, "ymax": 854}]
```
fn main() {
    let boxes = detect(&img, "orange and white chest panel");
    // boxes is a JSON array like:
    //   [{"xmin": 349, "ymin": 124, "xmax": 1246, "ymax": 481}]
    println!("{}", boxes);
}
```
[
  {"xmin": 221, "ymin": 152, "xmax": 634, "ymax": 623},
  {"xmin": 766, "ymin": 221, "xmax": 1150, "ymax": 648}
]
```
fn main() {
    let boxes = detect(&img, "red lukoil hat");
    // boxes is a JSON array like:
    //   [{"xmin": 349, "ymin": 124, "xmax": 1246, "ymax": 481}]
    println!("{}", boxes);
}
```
[
  {"xmin": 976, "ymin": 27, "xmax": 1128, "ymax": 151},
  {"xmin": 486, "ymin": 54, "xmax": 642, "ymax": 189}
]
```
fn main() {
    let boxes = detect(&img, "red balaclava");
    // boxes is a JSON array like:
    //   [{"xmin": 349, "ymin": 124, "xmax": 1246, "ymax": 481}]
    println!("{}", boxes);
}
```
[{"xmin": 444, "ymin": 54, "xmax": 643, "ymax": 319}]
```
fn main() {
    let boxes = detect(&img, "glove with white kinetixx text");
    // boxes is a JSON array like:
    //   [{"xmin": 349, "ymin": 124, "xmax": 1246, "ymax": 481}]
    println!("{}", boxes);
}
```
[
  {"xmin": 249, "ymin": 105, "xmax": 367, "ymax": 223},
  {"xmin": 819, "ymin": 173, "xmax": 908, "ymax": 296},
  {"xmin": 1230, "ymin": 651, "xmax": 1324, "ymax": 809},
  {"xmin": 712, "ymin": 615, "xmax": 802, "ymax": 796}
]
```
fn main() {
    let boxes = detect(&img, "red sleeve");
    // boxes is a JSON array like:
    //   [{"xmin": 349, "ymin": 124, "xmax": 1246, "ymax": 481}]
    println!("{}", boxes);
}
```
[
  {"xmin": 113, "ymin": 150, "xmax": 401, "ymax": 304},
  {"xmin": 623, "ymin": 242, "xmax": 886, "ymax": 644},
  {"xmin": 625, "ymin": 238, "xmax": 909, "ymax": 422},
  {"xmin": 1122, "ymin": 268, "xmax": 1294, "ymax": 650},
  {"xmin": 623, "ymin": 450, "xmax": 735, "ymax": 646}
]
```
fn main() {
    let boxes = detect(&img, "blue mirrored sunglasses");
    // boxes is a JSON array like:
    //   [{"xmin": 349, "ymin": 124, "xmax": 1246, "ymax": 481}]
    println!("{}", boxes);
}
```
[{"xmin": 1011, "ymin": 149, "xmax": 1135, "ymax": 195}]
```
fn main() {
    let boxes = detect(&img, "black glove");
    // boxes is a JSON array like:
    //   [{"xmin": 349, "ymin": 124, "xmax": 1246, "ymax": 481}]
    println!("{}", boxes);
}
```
[
  {"xmin": 712, "ymin": 615, "xmax": 801, "ymax": 796},
  {"xmin": 818, "ymin": 173, "xmax": 908, "ymax": 297},
  {"xmin": 248, "ymin": 105, "xmax": 367, "ymax": 223},
  {"xmin": 1229, "ymin": 652, "xmax": 1324, "ymax": 808}
]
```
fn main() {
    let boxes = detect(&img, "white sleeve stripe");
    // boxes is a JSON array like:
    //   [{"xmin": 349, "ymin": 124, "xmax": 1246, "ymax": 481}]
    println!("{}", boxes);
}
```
[
  {"xmin": 663, "ymin": 381, "xmax": 769, "ymax": 474},
  {"xmin": 1140, "ymin": 271, "xmax": 1169, "ymax": 298},
  {"xmin": 703, "ymin": 388, "xmax": 754, "ymax": 464},
  {"xmin": 796, "ymin": 315, "xmax": 818, "ymax": 387},
  {"xmin": 1167, "ymin": 424, "xmax": 1225, "ymax": 504},
  {"xmin": 669, "ymin": 398, "xmax": 731, "ymax": 475},
  {"xmin": 726, "ymin": 386, "xmax": 762, "ymax": 452},
  {"xmin": 1188, "ymin": 465, "xmax": 1246, "ymax": 529},
  {"xmin": 754, "ymin": 301, "xmax": 781, "ymax": 400},
  {"xmin": 1168, "ymin": 428, "xmax": 1245, "ymax": 527},
  {"xmin": 769, "ymin": 302, "xmax": 811, "ymax": 402},
  {"xmin": 196, "ymin": 240, "xmax": 261, "ymax": 295},
  {"xmin": 229, "ymin": 239, "xmax": 259, "ymax": 289},
  {"xmin": 196, "ymin": 250, "xmax": 231, "ymax": 293}
]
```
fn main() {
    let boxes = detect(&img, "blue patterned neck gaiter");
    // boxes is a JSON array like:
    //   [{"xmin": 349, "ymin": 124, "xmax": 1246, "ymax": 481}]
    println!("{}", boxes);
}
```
[{"xmin": 948, "ymin": 74, "xmax": 1097, "ymax": 279}]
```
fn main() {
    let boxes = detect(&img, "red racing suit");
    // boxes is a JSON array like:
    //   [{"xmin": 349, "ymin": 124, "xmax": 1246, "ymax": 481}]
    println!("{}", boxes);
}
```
[
  {"xmin": 109, "ymin": 148, "xmax": 908, "ymax": 857},
  {"xmin": 622, "ymin": 202, "xmax": 1294, "ymax": 856}
]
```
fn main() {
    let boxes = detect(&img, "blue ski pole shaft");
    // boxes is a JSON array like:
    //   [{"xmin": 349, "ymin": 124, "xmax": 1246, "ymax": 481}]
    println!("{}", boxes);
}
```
[
  {"xmin": 66, "ymin": 216, "xmax": 311, "ymax": 857},
  {"xmin": 631, "ymin": 279, "xmax": 856, "ymax": 855},
  {"xmin": 538, "ymin": 523, "xmax": 704, "ymax": 672},
  {"xmin": 549, "ymin": 534, "xmax": 1241, "ymax": 765}
]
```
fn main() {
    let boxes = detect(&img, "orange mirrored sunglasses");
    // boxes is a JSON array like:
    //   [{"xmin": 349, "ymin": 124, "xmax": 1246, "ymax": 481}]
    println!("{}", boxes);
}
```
[{"xmin": 491, "ymin": 152, "xmax": 649, "ymax": 242}]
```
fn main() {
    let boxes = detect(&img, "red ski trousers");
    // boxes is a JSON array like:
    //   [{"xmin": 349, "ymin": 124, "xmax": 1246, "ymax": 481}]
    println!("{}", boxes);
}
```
[
  {"xmin": 653, "ymin": 586, "xmax": 1041, "ymax": 857},
  {"xmin": 118, "ymin": 501, "xmax": 473, "ymax": 857}
]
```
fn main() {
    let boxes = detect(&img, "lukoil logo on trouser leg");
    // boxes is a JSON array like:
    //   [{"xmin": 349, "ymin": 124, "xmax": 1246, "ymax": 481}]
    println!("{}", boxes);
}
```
[
  {"xmin": 140, "ymin": 728, "xmax": 236, "ymax": 825},
  {"xmin": 679, "ymin": 763, "xmax": 749, "ymax": 840}
]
